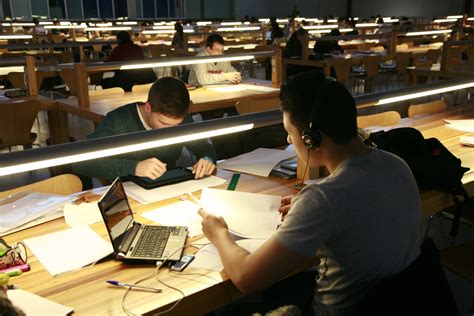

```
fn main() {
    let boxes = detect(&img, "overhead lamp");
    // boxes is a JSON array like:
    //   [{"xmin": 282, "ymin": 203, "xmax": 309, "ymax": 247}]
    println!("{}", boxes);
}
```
[
  {"xmin": 11, "ymin": 23, "xmax": 35, "ymax": 26},
  {"xmin": 468, "ymin": 17, "xmax": 474, "ymax": 21},
  {"xmin": 305, "ymin": 24, "xmax": 338, "ymax": 30},
  {"xmin": 339, "ymin": 28, "xmax": 354, "ymax": 32},
  {"xmin": 60, "ymin": 21, "xmax": 72, "ymax": 25},
  {"xmin": 356, "ymin": 23, "xmax": 378, "ymax": 27},
  {"xmin": 327, "ymin": 19, "xmax": 338, "ymax": 23},
  {"xmin": 96, "ymin": 22, "xmax": 113, "ymax": 27},
  {"xmin": 258, "ymin": 18, "xmax": 270, "ymax": 23},
  {"xmin": 117, "ymin": 21, "xmax": 138, "ymax": 25},
  {"xmin": 383, "ymin": 18, "xmax": 399, "ymax": 23},
  {"xmin": 446, "ymin": 15, "xmax": 463, "ymax": 19},
  {"xmin": 405, "ymin": 30, "xmax": 451, "ymax": 36},
  {"xmin": 197, "ymin": 21, "xmax": 212, "ymax": 26},
  {"xmin": 294, "ymin": 17, "xmax": 306, "ymax": 22},
  {"xmin": 434, "ymin": 18, "xmax": 458, "ymax": 23},
  {"xmin": 85, "ymin": 27, "xmax": 132, "ymax": 31},
  {"xmin": 377, "ymin": 81, "xmax": 474, "ymax": 105},
  {"xmin": 0, "ymin": 35, "xmax": 33, "ymax": 39},
  {"xmin": 1, "ymin": 23, "xmax": 11, "ymax": 26},
  {"xmin": 120, "ymin": 54, "xmax": 255, "ymax": 70},
  {"xmin": 308, "ymin": 29, "xmax": 331, "ymax": 34},
  {"xmin": 45, "ymin": 25, "xmax": 86, "ymax": 29},
  {"xmin": 153, "ymin": 25, "xmax": 174, "ymax": 30},
  {"xmin": 276, "ymin": 19, "xmax": 288, "ymax": 23},
  {"xmin": 39, "ymin": 21, "xmax": 54, "ymax": 25},
  {"xmin": 217, "ymin": 26, "xmax": 260, "ymax": 32},
  {"xmin": 221, "ymin": 22, "xmax": 242, "ymax": 26},
  {"xmin": 0, "ymin": 111, "xmax": 282, "ymax": 176}
]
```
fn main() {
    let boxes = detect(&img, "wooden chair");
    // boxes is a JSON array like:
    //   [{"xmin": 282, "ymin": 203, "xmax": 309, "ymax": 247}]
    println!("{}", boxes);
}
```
[
  {"xmin": 0, "ymin": 100, "xmax": 41, "ymax": 151},
  {"xmin": 331, "ymin": 57, "xmax": 353, "ymax": 86},
  {"xmin": 395, "ymin": 43, "xmax": 409, "ymax": 52},
  {"xmin": 0, "ymin": 174, "xmax": 83, "ymax": 199},
  {"xmin": 357, "ymin": 111, "xmax": 401, "ymax": 128},
  {"xmin": 446, "ymin": 45, "xmax": 464, "ymax": 67},
  {"xmin": 426, "ymin": 49, "xmax": 442, "ymax": 64},
  {"xmin": 235, "ymin": 96, "xmax": 280, "ymax": 114},
  {"xmin": 132, "ymin": 83, "xmax": 153, "ymax": 93},
  {"xmin": 89, "ymin": 87, "xmax": 124, "ymax": 96},
  {"xmin": 362, "ymin": 55, "xmax": 382, "ymax": 93},
  {"xmin": 408, "ymin": 100, "xmax": 447, "ymax": 118},
  {"xmin": 369, "ymin": 46, "xmax": 385, "ymax": 53}
]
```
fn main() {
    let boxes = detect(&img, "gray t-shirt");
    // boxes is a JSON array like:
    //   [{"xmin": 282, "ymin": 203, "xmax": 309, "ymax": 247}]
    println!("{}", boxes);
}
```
[{"xmin": 275, "ymin": 148, "xmax": 421, "ymax": 315}]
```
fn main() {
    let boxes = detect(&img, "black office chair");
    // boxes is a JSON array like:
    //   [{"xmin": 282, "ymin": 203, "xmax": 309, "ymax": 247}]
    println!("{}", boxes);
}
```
[{"xmin": 358, "ymin": 237, "xmax": 458, "ymax": 316}]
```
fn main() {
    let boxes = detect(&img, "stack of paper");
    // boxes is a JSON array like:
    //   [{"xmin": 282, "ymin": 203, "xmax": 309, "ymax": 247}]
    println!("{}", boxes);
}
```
[
  {"xmin": 141, "ymin": 200, "xmax": 202, "ymax": 237},
  {"xmin": 218, "ymin": 148, "xmax": 296, "ymax": 177},
  {"xmin": 8, "ymin": 289, "xmax": 73, "ymax": 316},
  {"xmin": 199, "ymin": 188, "xmax": 281, "ymax": 238},
  {"xmin": 24, "ymin": 226, "xmax": 113, "ymax": 276},
  {"xmin": 63, "ymin": 202, "xmax": 103, "ymax": 227},
  {"xmin": 123, "ymin": 176, "xmax": 226, "ymax": 204},
  {"xmin": 444, "ymin": 119, "xmax": 474, "ymax": 133}
]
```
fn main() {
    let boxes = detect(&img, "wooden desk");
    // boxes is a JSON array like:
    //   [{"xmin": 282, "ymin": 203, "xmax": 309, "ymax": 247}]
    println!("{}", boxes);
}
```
[
  {"xmin": 408, "ymin": 62, "xmax": 474, "ymax": 84},
  {"xmin": 3, "ymin": 170, "xmax": 297, "ymax": 315},
  {"xmin": 57, "ymin": 79, "xmax": 279, "ymax": 124}
]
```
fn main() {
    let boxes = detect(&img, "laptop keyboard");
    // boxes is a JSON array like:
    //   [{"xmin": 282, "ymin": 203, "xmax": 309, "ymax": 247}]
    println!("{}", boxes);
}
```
[{"xmin": 131, "ymin": 226, "xmax": 172, "ymax": 258}]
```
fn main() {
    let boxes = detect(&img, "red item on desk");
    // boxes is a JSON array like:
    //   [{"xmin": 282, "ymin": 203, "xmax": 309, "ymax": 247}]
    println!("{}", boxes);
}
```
[{"xmin": 0, "ymin": 263, "xmax": 30, "ymax": 274}]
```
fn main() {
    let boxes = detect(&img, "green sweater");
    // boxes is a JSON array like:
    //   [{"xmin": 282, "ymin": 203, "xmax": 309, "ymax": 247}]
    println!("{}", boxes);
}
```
[{"xmin": 72, "ymin": 103, "xmax": 216, "ymax": 180}]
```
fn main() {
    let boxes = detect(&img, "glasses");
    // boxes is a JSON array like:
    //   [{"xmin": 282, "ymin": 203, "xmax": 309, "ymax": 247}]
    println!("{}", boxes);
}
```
[{"xmin": 0, "ymin": 238, "xmax": 27, "ymax": 270}]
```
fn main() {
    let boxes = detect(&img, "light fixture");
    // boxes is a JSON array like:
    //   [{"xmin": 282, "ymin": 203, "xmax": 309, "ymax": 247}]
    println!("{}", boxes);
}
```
[
  {"xmin": 305, "ymin": 25, "xmax": 338, "ymax": 30},
  {"xmin": 45, "ymin": 25, "xmax": 86, "ymax": 29},
  {"xmin": 197, "ymin": 21, "xmax": 212, "ymax": 26},
  {"xmin": 216, "ymin": 26, "xmax": 260, "ymax": 32},
  {"xmin": 383, "ymin": 18, "xmax": 399, "ymax": 23},
  {"xmin": 0, "ymin": 111, "xmax": 282, "ymax": 176},
  {"xmin": 327, "ymin": 19, "xmax": 338, "ymax": 23},
  {"xmin": 405, "ymin": 30, "xmax": 451, "ymax": 36},
  {"xmin": 434, "ymin": 18, "xmax": 458, "ymax": 23},
  {"xmin": 276, "ymin": 19, "xmax": 288, "ymax": 23},
  {"xmin": 221, "ymin": 22, "xmax": 242, "ymax": 26},
  {"xmin": 308, "ymin": 29, "xmax": 331, "ymax": 34},
  {"xmin": 376, "ymin": 81, "xmax": 474, "ymax": 105},
  {"xmin": 39, "ymin": 21, "xmax": 54, "ymax": 25},
  {"xmin": 258, "ymin": 18, "xmax": 270, "ymax": 23},
  {"xmin": 339, "ymin": 28, "xmax": 354, "ymax": 32},
  {"xmin": 356, "ymin": 23, "xmax": 378, "ymax": 27},
  {"xmin": 446, "ymin": 15, "xmax": 463, "ymax": 19},
  {"xmin": 0, "ymin": 35, "xmax": 33, "ymax": 39},
  {"xmin": 85, "ymin": 27, "xmax": 132, "ymax": 31},
  {"xmin": 11, "ymin": 23, "xmax": 35, "ymax": 26},
  {"xmin": 152, "ymin": 25, "xmax": 174, "ymax": 30}
]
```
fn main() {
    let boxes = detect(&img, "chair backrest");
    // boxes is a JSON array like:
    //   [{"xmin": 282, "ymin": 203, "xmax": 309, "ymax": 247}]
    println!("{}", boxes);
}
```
[
  {"xmin": 362, "ymin": 55, "xmax": 382, "ymax": 79},
  {"xmin": 426, "ymin": 49, "xmax": 441, "ymax": 64},
  {"xmin": 408, "ymin": 100, "xmax": 447, "ymax": 118},
  {"xmin": 369, "ymin": 46, "xmax": 385, "ymax": 53},
  {"xmin": 447, "ymin": 45, "xmax": 464, "ymax": 67},
  {"xmin": 0, "ymin": 174, "xmax": 83, "ymax": 199},
  {"xmin": 359, "ymin": 237, "xmax": 459, "ymax": 316},
  {"xmin": 89, "ymin": 87, "xmax": 124, "ymax": 96},
  {"xmin": 254, "ymin": 45, "xmax": 273, "ymax": 63},
  {"xmin": 331, "ymin": 57, "xmax": 353, "ymax": 83},
  {"xmin": 132, "ymin": 82, "xmax": 153, "ymax": 93},
  {"xmin": 396, "ymin": 43, "xmax": 409, "ymax": 51},
  {"xmin": 395, "ymin": 52, "xmax": 412, "ymax": 73},
  {"xmin": 235, "ymin": 96, "xmax": 280, "ymax": 114},
  {"xmin": 0, "ymin": 100, "xmax": 41, "ymax": 147},
  {"xmin": 357, "ymin": 111, "xmax": 401, "ymax": 128}
]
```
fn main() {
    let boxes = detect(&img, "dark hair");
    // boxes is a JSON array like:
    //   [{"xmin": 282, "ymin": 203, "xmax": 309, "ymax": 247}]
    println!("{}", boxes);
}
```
[
  {"xmin": 205, "ymin": 33, "xmax": 225, "ymax": 48},
  {"xmin": 279, "ymin": 71, "xmax": 357, "ymax": 144},
  {"xmin": 116, "ymin": 31, "xmax": 131, "ymax": 44},
  {"xmin": 147, "ymin": 77, "xmax": 190, "ymax": 117}
]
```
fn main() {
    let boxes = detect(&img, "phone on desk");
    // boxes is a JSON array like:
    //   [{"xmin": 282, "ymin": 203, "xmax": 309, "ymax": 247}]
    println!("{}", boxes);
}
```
[
  {"xmin": 270, "ymin": 167, "xmax": 297, "ymax": 179},
  {"xmin": 130, "ymin": 167, "xmax": 195, "ymax": 190},
  {"xmin": 170, "ymin": 254, "xmax": 194, "ymax": 272}
]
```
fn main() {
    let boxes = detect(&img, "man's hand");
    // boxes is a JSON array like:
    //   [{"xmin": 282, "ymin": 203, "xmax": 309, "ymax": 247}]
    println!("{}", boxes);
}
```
[
  {"xmin": 192, "ymin": 158, "xmax": 216, "ymax": 179},
  {"xmin": 278, "ymin": 195, "xmax": 293, "ymax": 221},
  {"xmin": 134, "ymin": 158, "xmax": 167, "ymax": 180},
  {"xmin": 224, "ymin": 72, "xmax": 242, "ymax": 84},
  {"xmin": 198, "ymin": 208, "xmax": 229, "ymax": 243}
]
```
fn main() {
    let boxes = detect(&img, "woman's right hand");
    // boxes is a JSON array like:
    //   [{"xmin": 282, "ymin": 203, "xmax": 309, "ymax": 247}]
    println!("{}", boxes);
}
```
[{"xmin": 278, "ymin": 195, "xmax": 293, "ymax": 221}]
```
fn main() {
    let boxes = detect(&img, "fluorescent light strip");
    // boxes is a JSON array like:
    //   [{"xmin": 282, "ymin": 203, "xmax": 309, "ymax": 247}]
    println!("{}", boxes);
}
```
[
  {"xmin": 0, "ymin": 35, "xmax": 33, "ymax": 39},
  {"xmin": 221, "ymin": 22, "xmax": 242, "ymax": 26},
  {"xmin": 12, "ymin": 23, "xmax": 35, "ymax": 26},
  {"xmin": 327, "ymin": 19, "xmax": 338, "ymax": 23},
  {"xmin": 340, "ymin": 28, "xmax": 354, "ymax": 32},
  {"xmin": 383, "ymin": 18, "xmax": 399, "ymax": 22},
  {"xmin": 405, "ymin": 30, "xmax": 451, "ymax": 36},
  {"xmin": 39, "ymin": 21, "xmax": 53, "ymax": 25},
  {"xmin": 217, "ymin": 27, "xmax": 260, "ymax": 32},
  {"xmin": 377, "ymin": 82, "xmax": 474, "ymax": 105},
  {"xmin": 45, "ymin": 25, "xmax": 86, "ymax": 29},
  {"xmin": 120, "ymin": 55, "xmax": 254, "ymax": 70},
  {"xmin": 259, "ymin": 18, "xmax": 270, "ymax": 23},
  {"xmin": 118, "ymin": 21, "xmax": 138, "ymax": 25},
  {"xmin": 434, "ymin": 18, "xmax": 458, "ymax": 23},
  {"xmin": 143, "ymin": 30, "xmax": 174, "ymax": 34},
  {"xmin": 276, "ymin": 19, "xmax": 288, "ymax": 23},
  {"xmin": 1, "ymin": 23, "xmax": 11, "ymax": 26},
  {"xmin": 305, "ymin": 24, "xmax": 338, "ymax": 30},
  {"xmin": 85, "ymin": 27, "xmax": 132, "ymax": 31},
  {"xmin": 60, "ymin": 21, "xmax": 72, "ymax": 25},
  {"xmin": 447, "ymin": 15, "xmax": 463, "ymax": 19},
  {"xmin": 0, "ymin": 124, "xmax": 253, "ymax": 176},
  {"xmin": 197, "ymin": 21, "xmax": 212, "ymax": 26},
  {"xmin": 308, "ymin": 29, "xmax": 331, "ymax": 34},
  {"xmin": 356, "ymin": 23, "xmax": 378, "ymax": 27},
  {"xmin": 96, "ymin": 22, "xmax": 113, "ymax": 27},
  {"xmin": 152, "ymin": 25, "xmax": 174, "ymax": 30}
]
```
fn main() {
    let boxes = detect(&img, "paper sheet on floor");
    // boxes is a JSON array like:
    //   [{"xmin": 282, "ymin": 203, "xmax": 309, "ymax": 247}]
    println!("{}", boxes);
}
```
[
  {"xmin": 8, "ymin": 289, "xmax": 73, "ymax": 316},
  {"xmin": 200, "ymin": 188, "xmax": 281, "ymax": 238},
  {"xmin": 141, "ymin": 200, "xmax": 202, "ymax": 237},
  {"xmin": 123, "ymin": 176, "xmax": 226, "ymax": 204},
  {"xmin": 189, "ymin": 239, "xmax": 267, "ymax": 271},
  {"xmin": 218, "ymin": 148, "xmax": 296, "ymax": 177},
  {"xmin": 24, "ymin": 226, "xmax": 113, "ymax": 276}
]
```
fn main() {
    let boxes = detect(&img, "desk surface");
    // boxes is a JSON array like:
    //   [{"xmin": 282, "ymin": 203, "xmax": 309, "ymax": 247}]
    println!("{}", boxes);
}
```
[
  {"xmin": 3, "ymin": 105, "xmax": 474, "ymax": 315},
  {"xmin": 58, "ymin": 79, "xmax": 279, "ymax": 124}
]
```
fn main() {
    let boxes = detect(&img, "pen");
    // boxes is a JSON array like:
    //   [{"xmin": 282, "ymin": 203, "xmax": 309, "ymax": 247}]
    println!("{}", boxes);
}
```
[
  {"xmin": 106, "ymin": 280, "xmax": 161, "ymax": 292},
  {"xmin": 187, "ymin": 192, "xmax": 205, "ymax": 209}
]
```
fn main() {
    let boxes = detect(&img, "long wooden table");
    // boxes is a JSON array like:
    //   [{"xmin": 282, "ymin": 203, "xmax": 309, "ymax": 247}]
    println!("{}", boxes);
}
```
[
  {"xmin": 2, "ymin": 105, "xmax": 473, "ymax": 315},
  {"xmin": 57, "ymin": 79, "xmax": 280, "ymax": 124}
]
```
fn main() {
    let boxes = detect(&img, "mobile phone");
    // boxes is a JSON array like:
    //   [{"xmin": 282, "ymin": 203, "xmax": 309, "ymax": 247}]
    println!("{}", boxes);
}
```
[
  {"xmin": 170, "ymin": 255, "xmax": 195, "ymax": 272},
  {"xmin": 271, "ymin": 167, "xmax": 297, "ymax": 179},
  {"xmin": 281, "ymin": 161, "xmax": 297, "ymax": 172}
]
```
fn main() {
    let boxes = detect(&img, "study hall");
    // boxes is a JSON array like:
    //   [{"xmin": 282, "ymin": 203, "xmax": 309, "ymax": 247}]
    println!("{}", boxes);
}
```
[{"xmin": 0, "ymin": 0, "xmax": 473, "ymax": 315}]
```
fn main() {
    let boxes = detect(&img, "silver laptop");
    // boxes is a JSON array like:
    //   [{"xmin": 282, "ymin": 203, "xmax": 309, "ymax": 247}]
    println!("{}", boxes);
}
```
[{"xmin": 98, "ymin": 178, "xmax": 187, "ymax": 262}]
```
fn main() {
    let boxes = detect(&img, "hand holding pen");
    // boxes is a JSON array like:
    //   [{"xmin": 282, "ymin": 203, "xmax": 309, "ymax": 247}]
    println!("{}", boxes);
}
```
[{"xmin": 278, "ymin": 195, "xmax": 293, "ymax": 221}]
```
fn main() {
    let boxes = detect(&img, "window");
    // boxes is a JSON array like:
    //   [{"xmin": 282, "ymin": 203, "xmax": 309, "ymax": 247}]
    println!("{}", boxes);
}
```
[
  {"xmin": 1, "ymin": 0, "xmax": 12, "ymax": 18},
  {"xmin": 142, "ymin": 0, "xmax": 155, "ymax": 18},
  {"xmin": 156, "ymin": 0, "xmax": 168, "ymax": 17},
  {"xmin": 32, "ymin": 0, "xmax": 49, "ymax": 17},
  {"xmin": 83, "ymin": 0, "xmax": 98, "ymax": 18},
  {"xmin": 66, "ymin": 0, "xmax": 83, "ymax": 19},
  {"xmin": 48, "ymin": 0, "xmax": 66, "ymax": 18},
  {"xmin": 113, "ymin": 0, "xmax": 127, "ymax": 18},
  {"xmin": 99, "ymin": 0, "xmax": 113, "ymax": 18}
]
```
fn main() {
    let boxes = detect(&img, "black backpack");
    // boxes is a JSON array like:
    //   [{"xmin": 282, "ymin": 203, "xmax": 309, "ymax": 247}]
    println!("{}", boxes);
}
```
[{"xmin": 365, "ymin": 127, "xmax": 470, "ymax": 236}]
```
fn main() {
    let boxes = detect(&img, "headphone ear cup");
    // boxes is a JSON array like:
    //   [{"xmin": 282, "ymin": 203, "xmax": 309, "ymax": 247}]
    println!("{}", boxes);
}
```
[{"xmin": 301, "ymin": 128, "xmax": 322, "ymax": 149}]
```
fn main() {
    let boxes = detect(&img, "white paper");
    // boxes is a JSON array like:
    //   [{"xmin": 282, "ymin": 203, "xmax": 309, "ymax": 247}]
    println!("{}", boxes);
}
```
[
  {"xmin": 444, "ymin": 119, "xmax": 474, "ymax": 133},
  {"xmin": 63, "ymin": 202, "xmax": 103, "ymax": 227},
  {"xmin": 8, "ymin": 289, "xmax": 73, "ymax": 316},
  {"xmin": 0, "ymin": 193, "xmax": 71, "ymax": 233},
  {"xmin": 0, "ymin": 209, "xmax": 63, "ymax": 237},
  {"xmin": 123, "ymin": 176, "xmax": 226, "ymax": 204},
  {"xmin": 218, "ymin": 148, "xmax": 296, "ymax": 177},
  {"xmin": 189, "ymin": 238, "xmax": 266, "ymax": 271},
  {"xmin": 24, "ymin": 226, "xmax": 113, "ymax": 276},
  {"xmin": 200, "ymin": 188, "xmax": 281, "ymax": 238},
  {"xmin": 242, "ymin": 84, "xmax": 279, "ymax": 92},
  {"xmin": 206, "ymin": 84, "xmax": 279, "ymax": 93},
  {"xmin": 141, "ymin": 200, "xmax": 202, "ymax": 237}
]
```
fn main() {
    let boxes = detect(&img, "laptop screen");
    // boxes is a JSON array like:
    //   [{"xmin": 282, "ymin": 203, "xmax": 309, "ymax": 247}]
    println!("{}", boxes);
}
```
[{"xmin": 98, "ymin": 179, "xmax": 134, "ymax": 251}]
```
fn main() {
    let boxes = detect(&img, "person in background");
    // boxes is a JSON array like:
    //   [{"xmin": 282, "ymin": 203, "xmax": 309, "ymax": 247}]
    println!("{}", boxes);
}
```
[
  {"xmin": 269, "ymin": 18, "xmax": 285, "ymax": 45},
  {"xmin": 101, "ymin": 31, "xmax": 157, "ymax": 91},
  {"xmin": 171, "ymin": 22, "xmax": 185, "ymax": 49},
  {"xmin": 313, "ymin": 29, "xmax": 344, "ymax": 56},
  {"xmin": 188, "ymin": 33, "xmax": 241, "ymax": 85},
  {"xmin": 199, "ymin": 71, "xmax": 420, "ymax": 315},
  {"xmin": 73, "ymin": 77, "xmax": 216, "ymax": 181}
]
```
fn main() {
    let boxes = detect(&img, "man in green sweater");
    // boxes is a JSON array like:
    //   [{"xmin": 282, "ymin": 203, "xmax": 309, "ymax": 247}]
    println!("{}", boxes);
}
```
[{"xmin": 73, "ymin": 77, "xmax": 217, "ymax": 180}]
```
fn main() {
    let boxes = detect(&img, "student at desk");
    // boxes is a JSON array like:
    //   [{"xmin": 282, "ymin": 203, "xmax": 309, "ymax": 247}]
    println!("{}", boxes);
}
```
[
  {"xmin": 199, "ymin": 71, "xmax": 420, "ymax": 315},
  {"xmin": 73, "ymin": 77, "xmax": 217, "ymax": 181},
  {"xmin": 188, "ymin": 33, "xmax": 241, "ymax": 85}
]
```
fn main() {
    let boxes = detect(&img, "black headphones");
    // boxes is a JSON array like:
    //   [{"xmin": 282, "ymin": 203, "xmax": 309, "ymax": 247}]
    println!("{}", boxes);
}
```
[{"xmin": 301, "ymin": 77, "xmax": 335, "ymax": 149}]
